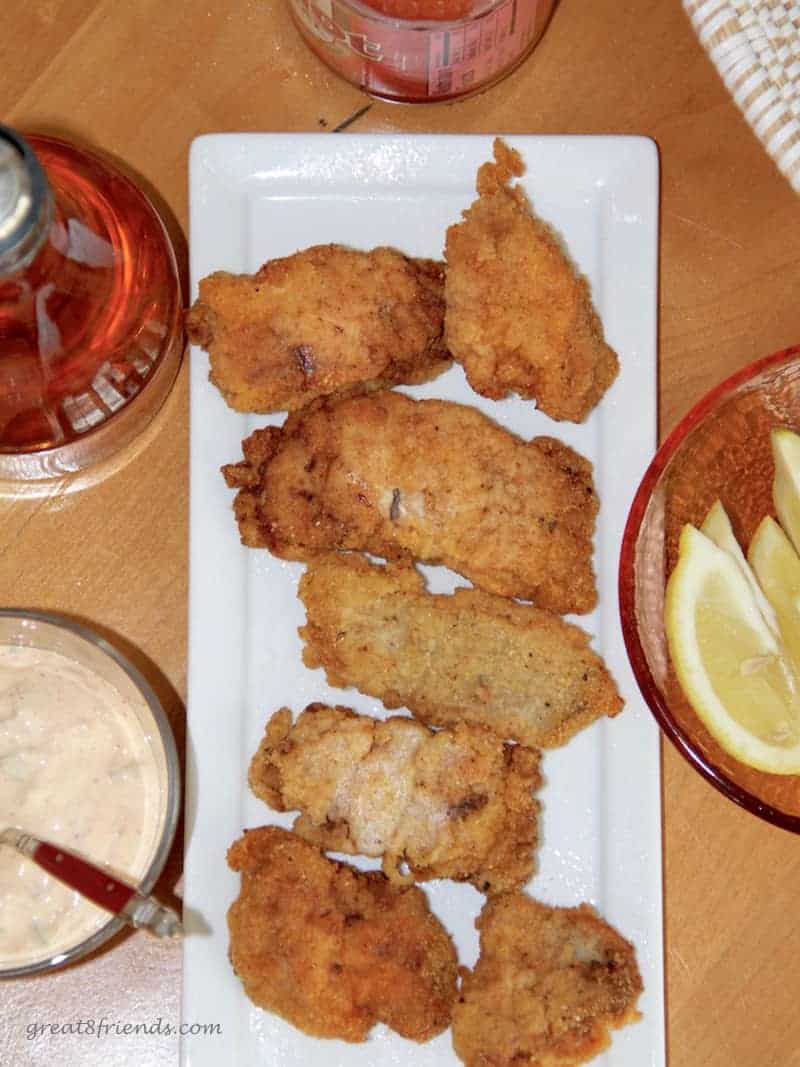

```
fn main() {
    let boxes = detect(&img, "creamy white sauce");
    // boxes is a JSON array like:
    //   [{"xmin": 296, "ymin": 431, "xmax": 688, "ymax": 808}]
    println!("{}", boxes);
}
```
[{"xmin": 0, "ymin": 645, "xmax": 164, "ymax": 967}]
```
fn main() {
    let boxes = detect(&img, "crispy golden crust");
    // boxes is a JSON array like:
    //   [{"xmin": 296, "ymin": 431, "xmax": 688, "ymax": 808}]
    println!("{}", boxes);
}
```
[
  {"xmin": 453, "ymin": 894, "xmax": 643, "ymax": 1067},
  {"xmin": 248, "ymin": 703, "xmax": 542, "ymax": 894},
  {"xmin": 445, "ymin": 138, "xmax": 619, "ymax": 423},
  {"xmin": 186, "ymin": 244, "xmax": 450, "ymax": 412},
  {"xmin": 222, "ymin": 389, "xmax": 598, "ymax": 614},
  {"xmin": 227, "ymin": 826, "xmax": 458, "ymax": 1042},
  {"xmin": 298, "ymin": 555, "xmax": 622, "ymax": 748}
]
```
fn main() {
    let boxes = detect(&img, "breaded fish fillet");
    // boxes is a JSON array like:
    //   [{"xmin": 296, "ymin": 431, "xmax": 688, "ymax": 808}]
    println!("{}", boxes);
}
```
[
  {"xmin": 222, "ymin": 389, "xmax": 598, "ymax": 614},
  {"xmin": 227, "ymin": 826, "xmax": 458, "ymax": 1042},
  {"xmin": 452, "ymin": 893, "xmax": 643, "ymax": 1067},
  {"xmin": 298, "ymin": 555, "xmax": 623, "ymax": 748},
  {"xmin": 445, "ymin": 138, "xmax": 619, "ymax": 422},
  {"xmin": 186, "ymin": 244, "xmax": 449, "ymax": 412},
  {"xmin": 249, "ymin": 703, "xmax": 542, "ymax": 894}
]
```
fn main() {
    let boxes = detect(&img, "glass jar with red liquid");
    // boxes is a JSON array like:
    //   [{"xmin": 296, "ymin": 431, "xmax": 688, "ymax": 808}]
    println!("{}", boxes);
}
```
[
  {"xmin": 0, "ymin": 126, "xmax": 183, "ymax": 481},
  {"xmin": 288, "ymin": 0, "xmax": 555, "ymax": 103}
]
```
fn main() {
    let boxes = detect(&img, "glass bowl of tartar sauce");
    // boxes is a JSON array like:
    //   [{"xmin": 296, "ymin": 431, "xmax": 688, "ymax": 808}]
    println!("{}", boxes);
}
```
[{"xmin": 0, "ymin": 610, "xmax": 179, "ymax": 977}]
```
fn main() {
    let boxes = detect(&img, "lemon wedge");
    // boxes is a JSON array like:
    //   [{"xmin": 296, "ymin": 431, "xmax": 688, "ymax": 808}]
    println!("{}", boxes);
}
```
[
  {"xmin": 771, "ymin": 428, "xmax": 800, "ymax": 555},
  {"xmin": 665, "ymin": 524, "xmax": 800, "ymax": 773},
  {"xmin": 700, "ymin": 500, "xmax": 779, "ymax": 636},
  {"xmin": 749, "ymin": 515, "xmax": 800, "ymax": 672}
]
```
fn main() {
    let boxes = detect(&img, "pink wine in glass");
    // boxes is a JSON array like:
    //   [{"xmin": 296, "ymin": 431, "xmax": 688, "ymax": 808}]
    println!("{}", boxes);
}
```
[{"xmin": 0, "ymin": 126, "xmax": 183, "ymax": 480}]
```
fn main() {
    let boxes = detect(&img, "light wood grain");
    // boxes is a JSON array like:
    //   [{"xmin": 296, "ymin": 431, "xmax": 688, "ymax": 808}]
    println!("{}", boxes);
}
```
[{"xmin": 3, "ymin": 2, "xmax": 800, "ymax": 1065}]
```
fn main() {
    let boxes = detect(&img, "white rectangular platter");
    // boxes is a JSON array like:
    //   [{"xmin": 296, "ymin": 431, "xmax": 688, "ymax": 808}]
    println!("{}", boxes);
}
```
[{"xmin": 184, "ymin": 133, "xmax": 663, "ymax": 1067}]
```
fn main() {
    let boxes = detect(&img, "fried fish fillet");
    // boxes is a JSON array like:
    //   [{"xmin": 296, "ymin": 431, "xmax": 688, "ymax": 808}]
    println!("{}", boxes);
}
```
[
  {"xmin": 452, "ymin": 893, "xmax": 643, "ymax": 1067},
  {"xmin": 222, "ymin": 389, "xmax": 598, "ymax": 614},
  {"xmin": 227, "ymin": 826, "xmax": 458, "ymax": 1042},
  {"xmin": 249, "ymin": 703, "xmax": 542, "ymax": 894},
  {"xmin": 186, "ymin": 244, "xmax": 450, "ymax": 412},
  {"xmin": 445, "ymin": 138, "xmax": 619, "ymax": 423},
  {"xmin": 298, "ymin": 555, "xmax": 622, "ymax": 748}
]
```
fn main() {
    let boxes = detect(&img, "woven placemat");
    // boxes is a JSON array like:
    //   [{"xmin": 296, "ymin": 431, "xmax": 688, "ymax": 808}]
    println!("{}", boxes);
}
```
[{"xmin": 684, "ymin": 0, "xmax": 800, "ymax": 191}]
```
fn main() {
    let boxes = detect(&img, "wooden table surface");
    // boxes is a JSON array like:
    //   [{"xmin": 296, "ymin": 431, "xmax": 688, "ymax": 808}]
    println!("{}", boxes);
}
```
[{"xmin": 3, "ymin": 2, "xmax": 800, "ymax": 1065}]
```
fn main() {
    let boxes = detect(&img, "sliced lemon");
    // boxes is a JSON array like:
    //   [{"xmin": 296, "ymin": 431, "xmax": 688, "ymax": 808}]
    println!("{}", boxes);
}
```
[
  {"xmin": 665, "ymin": 524, "xmax": 800, "ymax": 773},
  {"xmin": 700, "ymin": 499, "xmax": 779, "ymax": 636},
  {"xmin": 748, "ymin": 515, "xmax": 800, "ymax": 672},
  {"xmin": 771, "ymin": 427, "xmax": 800, "ymax": 556}
]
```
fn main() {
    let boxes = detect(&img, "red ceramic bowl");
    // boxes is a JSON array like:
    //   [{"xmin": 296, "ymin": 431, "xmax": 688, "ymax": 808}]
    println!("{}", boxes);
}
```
[{"xmin": 619, "ymin": 345, "xmax": 800, "ymax": 831}]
